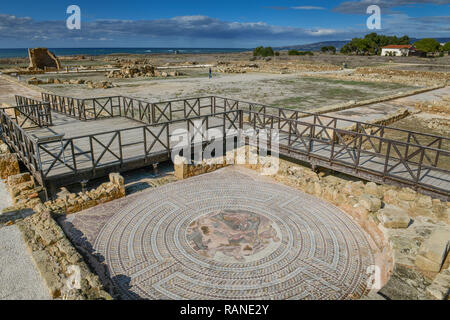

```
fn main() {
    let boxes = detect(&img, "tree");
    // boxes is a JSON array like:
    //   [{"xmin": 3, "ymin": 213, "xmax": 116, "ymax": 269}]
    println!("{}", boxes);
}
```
[
  {"xmin": 340, "ymin": 33, "xmax": 411, "ymax": 55},
  {"xmin": 442, "ymin": 42, "xmax": 450, "ymax": 53},
  {"xmin": 288, "ymin": 50, "xmax": 313, "ymax": 56},
  {"xmin": 321, "ymin": 46, "xmax": 336, "ymax": 54},
  {"xmin": 414, "ymin": 38, "xmax": 441, "ymax": 53},
  {"xmin": 253, "ymin": 46, "xmax": 275, "ymax": 57}
]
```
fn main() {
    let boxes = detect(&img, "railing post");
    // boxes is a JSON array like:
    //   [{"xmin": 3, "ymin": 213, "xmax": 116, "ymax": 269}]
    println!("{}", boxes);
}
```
[
  {"xmin": 434, "ymin": 138, "xmax": 442, "ymax": 167},
  {"xmin": 118, "ymin": 131, "xmax": 123, "ymax": 166},
  {"xmin": 405, "ymin": 132, "xmax": 411, "ymax": 160},
  {"xmin": 356, "ymin": 127, "xmax": 363, "ymax": 169},
  {"xmin": 416, "ymin": 148, "xmax": 425, "ymax": 186},
  {"xmin": 309, "ymin": 116, "xmax": 316, "ymax": 154},
  {"xmin": 151, "ymin": 104, "xmax": 156, "ymax": 124},
  {"xmin": 166, "ymin": 123, "xmax": 171, "ymax": 157},
  {"xmin": 288, "ymin": 120, "xmax": 292, "ymax": 149},
  {"xmin": 383, "ymin": 141, "xmax": 392, "ymax": 180},
  {"xmin": 89, "ymin": 136, "xmax": 95, "ymax": 172},
  {"xmin": 143, "ymin": 127, "xmax": 148, "ymax": 161},
  {"xmin": 330, "ymin": 128, "xmax": 336, "ymax": 161},
  {"xmin": 70, "ymin": 140, "xmax": 77, "ymax": 173}
]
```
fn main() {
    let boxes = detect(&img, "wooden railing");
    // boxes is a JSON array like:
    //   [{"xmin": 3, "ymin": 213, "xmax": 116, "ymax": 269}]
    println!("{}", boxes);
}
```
[
  {"xmin": 214, "ymin": 96, "xmax": 450, "ymax": 168},
  {"xmin": 5, "ymin": 94, "xmax": 449, "ymax": 197},
  {"xmin": 42, "ymin": 93, "xmax": 215, "ymax": 124},
  {"xmin": 0, "ymin": 108, "xmax": 42, "ymax": 183},
  {"xmin": 41, "ymin": 93, "xmax": 87, "ymax": 120},
  {"xmin": 243, "ymin": 110, "xmax": 450, "ymax": 196},
  {"xmin": 35, "ymin": 110, "xmax": 241, "ymax": 180},
  {"xmin": 14, "ymin": 95, "xmax": 52, "ymax": 127}
]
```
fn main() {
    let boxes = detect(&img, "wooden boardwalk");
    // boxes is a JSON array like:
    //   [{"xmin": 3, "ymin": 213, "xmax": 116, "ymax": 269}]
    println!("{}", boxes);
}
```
[
  {"xmin": 1, "ymin": 94, "xmax": 449, "ymax": 200},
  {"xmin": 275, "ymin": 132, "xmax": 450, "ymax": 195},
  {"xmin": 24, "ymin": 111, "xmax": 231, "ymax": 188}
]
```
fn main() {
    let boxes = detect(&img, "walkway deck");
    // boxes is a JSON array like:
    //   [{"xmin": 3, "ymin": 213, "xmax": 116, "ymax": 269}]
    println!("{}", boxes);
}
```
[{"xmin": 1, "ymin": 94, "xmax": 449, "ymax": 200}]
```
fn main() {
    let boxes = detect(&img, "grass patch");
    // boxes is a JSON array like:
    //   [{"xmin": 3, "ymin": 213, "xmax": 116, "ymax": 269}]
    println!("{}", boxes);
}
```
[
  {"xmin": 319, "ymin": 87, "xmax": 366, "ymax": 100},
  {"xmin": 304, "ymin": 77, "xmax": 413, "ymax": 90}
]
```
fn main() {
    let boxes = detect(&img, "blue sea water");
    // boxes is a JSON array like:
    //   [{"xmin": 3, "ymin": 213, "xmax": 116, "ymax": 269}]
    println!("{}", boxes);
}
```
[{"xmin": 0, "ymin": 48, "xmax": 250, "ymax": 58}]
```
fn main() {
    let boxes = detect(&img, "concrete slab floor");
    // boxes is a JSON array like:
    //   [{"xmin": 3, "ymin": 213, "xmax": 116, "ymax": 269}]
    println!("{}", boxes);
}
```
[{"xmin": 0, "ymin": 225, "xmax": 51, "ymax": 300}]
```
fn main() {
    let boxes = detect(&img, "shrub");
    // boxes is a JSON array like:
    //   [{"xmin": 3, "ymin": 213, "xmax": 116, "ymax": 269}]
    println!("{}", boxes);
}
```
[
  {"xmin": 253, "ymin": 46, "xmax": 275, "ymax": 57},
  {"xmin": 414, "ymin": 38, "xmax": 441, "ymax": 53},
  {"xmin": 288, "ymin": 50, "xmax": 314, "ymax": 56}
]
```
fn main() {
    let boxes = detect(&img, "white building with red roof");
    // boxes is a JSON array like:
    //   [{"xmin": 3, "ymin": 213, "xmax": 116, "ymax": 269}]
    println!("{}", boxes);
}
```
[{"xmin": 381, "ymin": 45, "xmax": 416, "ymax": 57}]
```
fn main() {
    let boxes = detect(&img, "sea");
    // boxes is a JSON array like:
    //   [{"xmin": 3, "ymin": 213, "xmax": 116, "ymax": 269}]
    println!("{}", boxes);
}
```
[{"xmin": 0, "ymin": 48, "xmax": 250, "ymax": 59}]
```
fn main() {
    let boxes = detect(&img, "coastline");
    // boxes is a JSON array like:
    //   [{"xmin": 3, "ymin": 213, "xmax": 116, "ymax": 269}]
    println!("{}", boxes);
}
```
[{"xmin": 0, "ymin": 48, "xmax": 251, "ymax": 59}]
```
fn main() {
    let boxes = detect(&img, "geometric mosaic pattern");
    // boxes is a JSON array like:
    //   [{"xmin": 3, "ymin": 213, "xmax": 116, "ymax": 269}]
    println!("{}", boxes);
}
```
[{"xmin": 61, "ymin": 167, "xmax": 374, "ymax": 300}]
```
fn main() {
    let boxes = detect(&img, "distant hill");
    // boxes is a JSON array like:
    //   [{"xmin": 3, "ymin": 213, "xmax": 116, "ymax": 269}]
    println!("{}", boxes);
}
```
[
  {"xmin": 277, "ymin": 38, "xmax": 450, "ymax": 52},
  {"xmin": 410, "ymin": 37, "xmax": 450, "ymax": 45},
  {"xmin": 276, "ymin": 41, "xmax": 348, "ymax": 51}
]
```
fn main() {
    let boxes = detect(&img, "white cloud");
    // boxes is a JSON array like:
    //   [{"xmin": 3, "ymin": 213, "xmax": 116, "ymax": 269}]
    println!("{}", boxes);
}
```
[
  {"xmin": 291, "ymin": 6, "xmax": 326, "ymax": 10},
  {"xmin": 334, "ymin": 0, "xmax": 449, "ymax": 14}
]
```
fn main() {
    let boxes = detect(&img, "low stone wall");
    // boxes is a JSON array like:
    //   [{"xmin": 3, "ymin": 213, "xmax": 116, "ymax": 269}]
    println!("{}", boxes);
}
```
[
  {"xmin": 174, "ymin": 155, "xmax": 229, "ymax": 180},
  {"xmin": 173, "ymin": 146, "xmax": 273, "ymax": 180},
  {"xmin": 1, "ymin": 171, "xmax": 126, "ymax": 299},
  {"xmin": 0, "ymin": 153, "xmax": 20, "ymax": 180},
  {"xmin": 309, "ymin": 68, "xmax": 448, "ymax": 87},
  {"xmin": 16, "ymin": 210, "xmax": 112, "ymax": 299},
  {"xmin": 1, "ymin": 172, "xmax": 125, "ymax": 217},
  {"xmin": 0, "ymin": 141, "xmax": 20, "ymax": 179},
  {"xmin": 44, "ymin": 173, "xmax": 126, "ymax": 215}
]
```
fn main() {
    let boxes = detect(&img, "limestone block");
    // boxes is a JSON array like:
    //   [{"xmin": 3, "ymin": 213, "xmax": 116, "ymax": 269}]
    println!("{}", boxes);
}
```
[
  {"xmin": 8, "ymin": 180, "xmax": 34, "ymax": 197},
  {"xmin": 7, "ymin": 172, "xmax": 32, "ymax": 186},
  {"xmin": 174, "ymin": 155, "xmax": 188, "ymax": 180},
  {"xmin": 109, "ymin": 172, "xmax": 124, "ymax": 186},
  {"xmin": 0, "ymin": 154, "xmax": 20, "ymax": 179},
  {"xmin": 383, "ymin": 189, "xmax": 399, "ymax": 205},
  {"xmin": 378, "ymin": 205, "xmax": 411, "ymax": 229},
  {"xmin": 415, "ymin": 228, "xmax": 450, "ymax": 273},
  {"xmin": 364, "ymin": 182, "xmax": 382, "ymax": 198},
  {"xmin": 359, "ymin": 194, "xmax": 382, "ymax": 212},
  {"xmin": 426, "ymin": 268, "xmax": 450, "ymax": 300},
  {"xmin": 398, "ymin": 188, "xmax": 417, "ymax": 201},
  {"xmin": 415, "ymin": 195, "xmax": 433, "ymax": 209},
  {"xmin": 313, "ymin": 182, "xmax": 323, "ymax": 197},
  {"xmin": 0, "ymin": 143, "xmax": 9, "ymax": 154}
]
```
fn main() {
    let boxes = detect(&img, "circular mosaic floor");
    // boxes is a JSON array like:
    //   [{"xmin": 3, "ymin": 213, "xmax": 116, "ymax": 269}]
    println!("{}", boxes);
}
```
[{"xmin": 92, "ymin": 168, "xmax": 374, "ymax": 300}]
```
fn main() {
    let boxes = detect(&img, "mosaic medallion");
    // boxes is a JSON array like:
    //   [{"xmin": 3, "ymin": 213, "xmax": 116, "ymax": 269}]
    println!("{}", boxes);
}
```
[
  {"xmin": 62, "ymin": 167, "xmax": 375, "ymax": 300},
  {"xmin": 186, "ymin": 210, "xmax": 281, "ymax": 263}
]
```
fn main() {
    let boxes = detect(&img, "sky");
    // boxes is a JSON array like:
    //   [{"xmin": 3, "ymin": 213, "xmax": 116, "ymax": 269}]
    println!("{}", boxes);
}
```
[{"xmin": 0, "ymin": 0, "xmax": 448, "ymax": 48}]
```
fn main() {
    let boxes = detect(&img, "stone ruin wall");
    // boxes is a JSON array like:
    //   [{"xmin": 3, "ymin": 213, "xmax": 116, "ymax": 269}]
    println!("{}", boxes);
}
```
[{"xmin": 28, "ymin": 48, "xmax": 61, "ymax": 71}]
